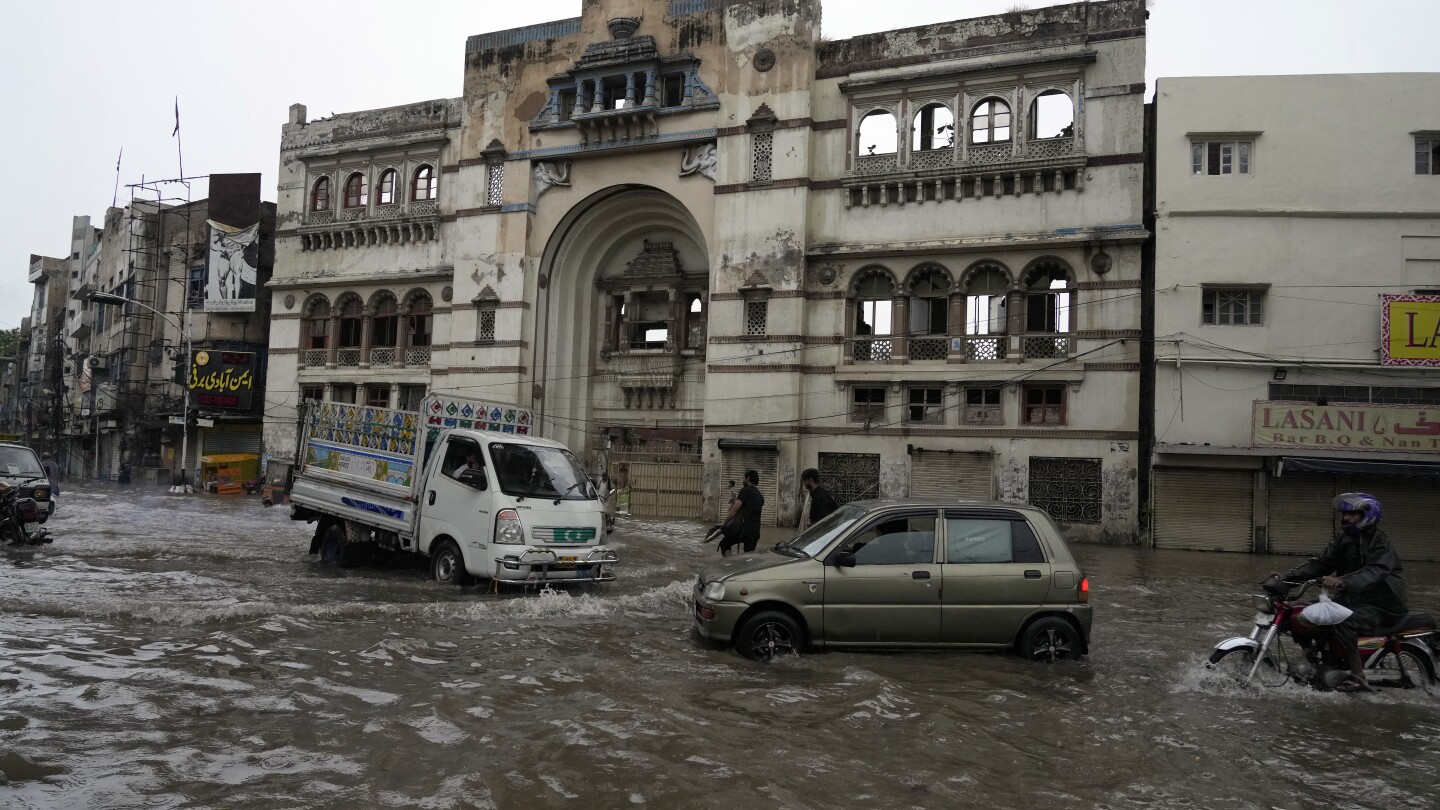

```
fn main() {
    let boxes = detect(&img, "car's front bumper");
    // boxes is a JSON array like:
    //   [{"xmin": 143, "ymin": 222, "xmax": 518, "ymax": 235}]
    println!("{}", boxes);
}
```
[{"xmin": 691, "ymin": 582, "xmax": 749, "ymax": 644}]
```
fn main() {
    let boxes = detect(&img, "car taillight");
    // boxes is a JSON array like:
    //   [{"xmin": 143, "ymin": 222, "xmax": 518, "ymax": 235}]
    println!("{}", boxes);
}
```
[
  {"xmin": 1078, "ymin": 577, "xmax": 1089, "ymax": 604},
  {"xmin": 494, "ymin": 509, "xmax": 525, "ymax": 545}
]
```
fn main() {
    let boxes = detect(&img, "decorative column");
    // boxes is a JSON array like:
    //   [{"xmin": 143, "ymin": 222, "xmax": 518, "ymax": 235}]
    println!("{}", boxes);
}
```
[
  {"xmin": 394, "ymin": 302, "xmax": 410, "ymax": 368},
  {"xmin": 642, "ymin": 69, "xmax": 657, "ymax": 107},
  {"xmin": 359, "ymin": 309, "xmax": 374, "ymax": 368},
  {"xmin": 1006, "ymin": 287, "xmax": 1026, "ymax": 362},
  {"xmin": 389, "ymin": 383, "xmax": 400, "ymax": 409},
  {"xmin": 891, "ymin": 295, "xmax": 909, "ymax": 364},
  {"xmin": 571, "ymin": 81, "xmax": 589, "ymax": 119},
  {"xmin": 624, "ymin": 72, "xmax": 637, "ymax": 108},
  {"xmin": 947, "ymin": 292, "xmax": 965, "ymax": 364},
  {"xmin": 547, "ymin": 87, "xmax": 562, "ymax": 125},
  {"xmin": 665, "ymin": 289, "xmax": 679, "ymax": 352},
  {"xmin": 601, "ymin": 295, "xmax": 616, "ymax": 357},
  {"xmin": 591, "ymin": 79, "xmax": 606, "ymax": 114},
  {"xmin": 326, "ymin": 314, "xmax": 340, "ymax": 368}
]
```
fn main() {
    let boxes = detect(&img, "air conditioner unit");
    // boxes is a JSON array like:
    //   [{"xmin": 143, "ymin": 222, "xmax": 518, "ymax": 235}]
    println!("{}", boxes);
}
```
[{"xmin": 87, "ymin": 356, "xmax": 107, "ymax": 370}]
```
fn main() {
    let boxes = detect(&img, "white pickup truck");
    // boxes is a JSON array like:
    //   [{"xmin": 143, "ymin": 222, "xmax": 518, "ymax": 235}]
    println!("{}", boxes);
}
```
[{"xmin": 286, "ymin": 394, "xmax": 616, "ymax": 587}]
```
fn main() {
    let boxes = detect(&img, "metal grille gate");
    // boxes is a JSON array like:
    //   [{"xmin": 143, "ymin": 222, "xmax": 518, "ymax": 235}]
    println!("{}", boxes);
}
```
[{"xmin": 818, "ymin": 452, "xmax": 881, "ymax": 505}]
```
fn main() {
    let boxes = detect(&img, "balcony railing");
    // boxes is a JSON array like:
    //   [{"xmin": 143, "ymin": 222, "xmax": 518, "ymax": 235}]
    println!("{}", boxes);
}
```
[
  {"xmin": 368, "ymin": 347, "xmax": 396, "ymax": 366},
  {"xmin": 961, "ymin": 336, "xmax": 1007, "ymax": 361},
  {"xmin": 337, "ymin": 348, "xmax": 361, "ymax": 367},
  {"xmin": 404, "ymin": 347, "xmax": 431, "ymax": 367},
  {"xmin": 1022, "ymin": 334, "xmax": 1074, "ymax": 360},
  {"xmin": 852, "ymin": 338, "xmax": 893, "ymax": 362},
  {"xmin": 909, "ymin": 337, "xmax": 947, "ymax": 361},
  {"xmin": 302, "ymin": 349, "xmax": 327, "ymax": 368}
]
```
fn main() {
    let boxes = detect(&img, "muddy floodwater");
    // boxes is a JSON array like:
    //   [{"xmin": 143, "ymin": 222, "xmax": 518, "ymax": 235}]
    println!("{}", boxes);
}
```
[{"xmin": 2, "ymin": 486, "xmax": 1439, "ymax": 809}]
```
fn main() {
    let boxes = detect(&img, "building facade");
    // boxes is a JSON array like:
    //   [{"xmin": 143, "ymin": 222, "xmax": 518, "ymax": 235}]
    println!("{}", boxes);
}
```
[
  {"xmin": 1151, "ymin": 74, "xmax": 1440, "ymax": 561},
  {"xmin": 264, "ymin": 0, "xmax": 1149, "ymax": 541}
]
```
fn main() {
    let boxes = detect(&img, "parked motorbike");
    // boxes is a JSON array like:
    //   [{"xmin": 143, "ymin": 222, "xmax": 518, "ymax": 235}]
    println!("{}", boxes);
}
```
[
  {"xmin": 1208, "ymin": 576, "xmax": 1438, "ymax": 690},
  {"xmin": 0, "ymin": 477, "xmax": 54, "ymax": 546}
]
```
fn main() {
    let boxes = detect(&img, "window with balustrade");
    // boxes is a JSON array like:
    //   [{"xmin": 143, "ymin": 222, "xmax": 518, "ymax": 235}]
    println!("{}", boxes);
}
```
[
  {"xmin": 856, "ymin": 109, "xmax": 899, "ymax": 157},
  {"xmin": 961, "ymin": 263, "xmax": 1011, "ymax": 361},
  {"xmin": 412, "ymin": 165, "xmax": 437, "ymax": 200},
  {"xmin": 850, "ymin": 268, "xmax": 896, "ymax": 362},
  {"xmin": 911, "ymin": 103, "xmax": 955, "ymax": 153},
  {"xmin": 311, "ymin": 177, "xmax": 331, "ymax": 212},
  {"xmin": 1029, "ymin": 90, "xmax": 1074, "ymax": 140},
  {"xmin": 970, "ymin": 98, "xmax": 1012, "ymax": 144},
  {"xmin": 376, "ymin": 169, "xmax": 397, "ymax": 206},
  {"xmin": 370, "ymin": 293, "xmax": 398, "ymax": 365},
  {"xmin": 405, "ymin": 291, "xmax": 433, "ymax": 366},
  {"xmin": 906, "ymin": 265, "xmax": 952, "ymax": 361},
  {"xmin": 300, "ymin": 297, "xmax": 330, "ymax": 368},
  {"xmin": 1022, "ymin": 260, "xmax": 1073, "ymax": 359},
  {"xmin": 336, "ymin": 296, "xmax": 363, "ymax": 367},
  {"xmin": 343, "ymin": 173, "xmax": 367, "ymax": 208}
]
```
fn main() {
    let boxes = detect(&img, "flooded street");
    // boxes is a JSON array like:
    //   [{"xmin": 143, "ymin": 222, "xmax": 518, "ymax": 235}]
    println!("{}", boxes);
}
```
[{"xmin": 2, "ymin": 486, "xmax": 1439, "ymax": 809}]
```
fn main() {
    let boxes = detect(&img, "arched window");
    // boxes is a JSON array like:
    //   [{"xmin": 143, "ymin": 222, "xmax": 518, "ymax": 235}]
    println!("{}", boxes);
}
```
[
  {"xmin": 1022, "ymin": 261, "xmax": 1074, "ymax": 360},
  {"xmin": 337, "ymin": 296, "xmax": 363, "ymax": 347},
  {"xmin": 853, "ymin": 270, "xmax": 895, "ymax": 361},
  {"xmin": 1030, "ymin": 90, "xmax": 1074, "ymax": 140},
  {"xmin": 857, "ymin": 110, "xmax": 899, "ymax": 156},
  {"xmin": 310, "ymin": 177, "xmax": 331, "ymax": 212},
  {"xmin": 371, "ymin": 294, "xmax": 398, "ymax": 347},
  {"xmin": 376, "ymin": 169, "xmax": 397, "ymax": 205},
  {"xmin": 407, "ymin": 293, "xmax": 433, "ymax": 348},
  {"xmin": 911, "ymin": 104, "xmax": 955, "ymax": 152},
  {"xmin": 970, "ymin": 98, "xmax": 1011, "ymax": 145},
  {"xmin": 343, "ymin": 173, "xmax": 367, "ymax": 209},
  {"xmin": 412, "ymin": 165, "xmax": 437, "ymax": 200},
  {"xmin": 302, "ymin": 297, "xmax": 330, "ymax": 350},
  {"xmin": 962, "ymin": 265, "xmax": 1010, "ymax": 361},
  {"xmin": 908, "ymin": 266, "xmax": 952, "ymax": 361}
]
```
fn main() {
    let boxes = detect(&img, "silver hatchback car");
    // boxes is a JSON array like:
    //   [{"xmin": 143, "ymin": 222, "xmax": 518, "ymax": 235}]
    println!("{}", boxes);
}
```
[{"xmin": 693, "ymin": 498, "xmax": 1092, "ymax": 661}]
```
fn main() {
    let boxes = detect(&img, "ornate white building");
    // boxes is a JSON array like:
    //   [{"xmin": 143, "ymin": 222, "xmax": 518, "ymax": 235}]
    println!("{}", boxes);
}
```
[{"xmin": 264, "ymin": 0, "xmax": 1149, "ymax": 541}]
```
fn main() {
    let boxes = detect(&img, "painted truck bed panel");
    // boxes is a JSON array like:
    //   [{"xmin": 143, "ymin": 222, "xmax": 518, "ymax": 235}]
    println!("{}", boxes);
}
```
[{"xmin": 291, "ymin": 473, "xmax": 415, "ymax": 537}]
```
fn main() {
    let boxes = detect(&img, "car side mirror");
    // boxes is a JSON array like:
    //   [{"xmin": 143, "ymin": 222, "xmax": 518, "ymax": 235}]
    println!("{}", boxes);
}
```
[
  {"xmin": 458, "ymin": 468, "xmax": 488, "ymax": 491},
  {"xmin": 833, "ymin": 551, "xmax": 856, "ymax": 568}
]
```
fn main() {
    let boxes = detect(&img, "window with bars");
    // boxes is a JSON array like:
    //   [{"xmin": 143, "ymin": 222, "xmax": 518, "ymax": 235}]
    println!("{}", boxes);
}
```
[
  {"xmin": 964, "ymin": 386, "xmax": 1003, "ymax": 425},
  {"xmin": 1202, "ymin": 287, "xmax": 1265, "ymax": 326},
  {"xmin": 372, "ymin": 297, "xmax": 398, "ymax": 347},
  {"xmin": 1028, "ymin": 457, "xmax": 1102, "ymax": 524},
  {"xmin": 852, "ymin": 386, "xmax": 887, "ymax": 423},
  {"xmin": 1191, "ymin": 140, "xmax": 1252, "ymax": 176},
  {"xmin": 476, "ymin": 308, "xmax": 496, "ymax": 343},
  {"xmin": 365, "ymin": 385, "xmax": 391, "ymax": 408},
  {"xmin": 398, "ymin": 384, "xmax": 427, "ymax": 412},
  {"xmin": 686, "ymin": 296, "xmax": 706, "ymax": 350},
  {"xmin": 1416, "ymin": 138, "xmax": 1440, "ymax": 175},
  {"xmin": 744, "ymin": 300, "xmax": 768, "ymax": 336},
  {"xmin": 1022, "ymin": 384, "xmax": 1065, "ymax": 426},
  {"xmin": 906, "ymin": 387, "xmax": 944, "ymax": 424},
  {"xmin": 337, "ymin": 299, "xmax": 363, "ymax": 347},
  {"xmin": 408, "ymin": 296, "xmax": 433, "ymax": 347}
]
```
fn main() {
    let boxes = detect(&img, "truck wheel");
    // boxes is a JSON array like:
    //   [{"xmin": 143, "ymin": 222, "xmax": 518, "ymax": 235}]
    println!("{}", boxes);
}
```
[
  {"xmin": 431, "ymin": 540, "xmax": 469, "ymax": 586},
  {"xmin": 319, "ymin": 525, "xmax": 346, "ymax": 567}
]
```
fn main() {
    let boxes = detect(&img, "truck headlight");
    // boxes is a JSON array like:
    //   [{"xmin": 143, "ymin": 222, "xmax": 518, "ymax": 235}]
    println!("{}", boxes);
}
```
[
  {"xmin": 495, "ymin": 509, "xmax": 525, "ymax": 545},
  {"xmin": 702, "ymin": 581, "xmax": 726, "ymax": 602}
]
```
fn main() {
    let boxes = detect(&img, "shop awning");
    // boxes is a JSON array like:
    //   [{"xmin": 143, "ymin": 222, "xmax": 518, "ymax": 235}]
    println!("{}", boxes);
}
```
[{"xmin": 1278, "ymin": 457, "xmax": 1440, "ymax": 478}]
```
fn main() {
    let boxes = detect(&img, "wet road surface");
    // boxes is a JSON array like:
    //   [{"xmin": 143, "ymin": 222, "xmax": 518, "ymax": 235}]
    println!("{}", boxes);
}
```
[{"xmin": 2, "ymin": 485, "xmax": 1439, "ymax": 809}]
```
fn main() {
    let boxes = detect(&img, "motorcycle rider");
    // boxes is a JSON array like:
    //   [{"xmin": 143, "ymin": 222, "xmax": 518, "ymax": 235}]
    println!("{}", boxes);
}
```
[{"xmin": 1277, "ymin": 492, "xmax": 1408, "ymax": 692}]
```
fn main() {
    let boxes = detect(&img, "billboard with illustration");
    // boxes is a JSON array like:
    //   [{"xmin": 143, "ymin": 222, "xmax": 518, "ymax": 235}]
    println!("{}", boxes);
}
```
[{"xmin": 205, "ymin": 219, "xmax": 259, "ymax": 312}]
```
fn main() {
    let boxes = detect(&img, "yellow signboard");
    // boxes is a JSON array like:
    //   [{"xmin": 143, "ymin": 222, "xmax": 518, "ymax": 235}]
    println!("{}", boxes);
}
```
[
  {"xmin": 1252, "ymin": 400, "xmax": 1440, "ymax": 453},
  {"xmin": 1381, "ymin": 294, "xmax": 1440, "ymax": 366}
]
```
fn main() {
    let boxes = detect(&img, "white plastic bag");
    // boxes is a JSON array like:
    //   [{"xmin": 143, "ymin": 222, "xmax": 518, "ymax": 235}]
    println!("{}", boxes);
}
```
[{"xmin": 1300, "ymin": 590, "xmax": 1354, "ymax": 626}]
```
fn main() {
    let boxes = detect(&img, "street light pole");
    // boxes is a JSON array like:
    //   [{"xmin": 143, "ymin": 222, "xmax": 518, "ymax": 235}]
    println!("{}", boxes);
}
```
[{"xmin": 88, "ymin": 290, "xmax": 193, "ymax": 493}]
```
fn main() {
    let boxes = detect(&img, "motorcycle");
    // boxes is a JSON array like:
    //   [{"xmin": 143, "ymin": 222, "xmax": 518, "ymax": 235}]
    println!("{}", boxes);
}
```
[
  {"xmin": 1208, "ymin": 576, "xmax": 1438, "ymax": 690},
  {"xmin": 1, "ymin": 477, "xmax": 54, "ymax": 546}
]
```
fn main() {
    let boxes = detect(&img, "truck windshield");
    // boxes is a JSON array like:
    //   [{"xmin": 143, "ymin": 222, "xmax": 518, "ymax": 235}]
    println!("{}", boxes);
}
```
[
  {"xmin": 0, "ymin": 446, "xmax": 45, "ymax": 478},
  {"xmin": 488, "ymin": 443, "xmax": 595, "ymax": 501}
]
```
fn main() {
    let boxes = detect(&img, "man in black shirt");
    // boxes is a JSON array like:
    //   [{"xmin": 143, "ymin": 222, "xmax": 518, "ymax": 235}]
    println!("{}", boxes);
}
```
[
  {"xmin": 720, "ymin": 469, "xmax": 765, "ymax": 554},
  {"xmin": 800, "ymin": 468, "xmax": 839, "ymax": 529}
]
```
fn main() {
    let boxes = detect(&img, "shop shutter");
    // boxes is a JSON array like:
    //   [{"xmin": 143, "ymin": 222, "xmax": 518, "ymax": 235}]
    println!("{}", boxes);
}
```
[
  {"xmin": 1267, "ymin": 474, "xmax": 1337, "ymax": 556},
  {"xmin": 910, "ymin": 451, "xmax": 993, "ymax": 499},
  {"xmin": 1353, "ymin": 477, "xmax": 1438, "ymax": 563},
  {"xmin": 202, "ymin": 427, "xmax": 262, "ymax": 456},
  {"xmin": 721, "ymin": 448, "xmax": 778, "ymax": 526},
  {"xmin": 1153, "ymin": 468, "xmax": 1254, "ymax": 552}
]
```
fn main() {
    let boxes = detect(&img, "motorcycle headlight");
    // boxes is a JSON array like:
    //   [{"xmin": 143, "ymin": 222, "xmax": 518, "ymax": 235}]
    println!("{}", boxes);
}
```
[
  {"xmin": 1251, "ymin": 595, "xmax": 1275, "ymax": 614},
  {"xmin": 702, "ymin": 581, "xmax": 726, "ymax": 602}
]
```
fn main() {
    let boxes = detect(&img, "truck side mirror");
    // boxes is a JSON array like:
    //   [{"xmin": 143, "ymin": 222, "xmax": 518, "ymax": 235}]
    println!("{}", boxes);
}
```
[{"xmin": 458, "ymin": 468, "xmax": 488, "ymax": 491}]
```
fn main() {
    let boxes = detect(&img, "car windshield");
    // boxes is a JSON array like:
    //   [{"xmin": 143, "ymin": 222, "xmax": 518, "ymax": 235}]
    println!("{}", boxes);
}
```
[
  {"xmin": 0, "ymin": 446, "xmax": 45, "ymax": 478},
  {"xmin": 488, "ymin": 442, "xmax": 595, "ymax": 501},
  {"xmin": 778, "ymin": 503, "xmax": 869, "ymax": 557}
]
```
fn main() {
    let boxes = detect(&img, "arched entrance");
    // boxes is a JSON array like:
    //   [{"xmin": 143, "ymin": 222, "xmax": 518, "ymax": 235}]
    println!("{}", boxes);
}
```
[{"xmin": 534, "ymin": 186, "xmax": 710, "ymax": 516}]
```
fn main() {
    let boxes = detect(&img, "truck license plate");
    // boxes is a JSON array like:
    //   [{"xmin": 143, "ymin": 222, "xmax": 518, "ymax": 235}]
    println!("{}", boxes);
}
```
[{"xmin": 558, "ymin": 556, "xmax": 577, "ymax": 569}]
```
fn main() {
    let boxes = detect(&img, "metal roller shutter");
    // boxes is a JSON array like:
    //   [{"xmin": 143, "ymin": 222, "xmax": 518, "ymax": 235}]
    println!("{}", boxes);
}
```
[
  {"xmin": 1353, "ymin": 477, "xmax": 1438, "ymax": 563},
  {"xmin": 1153, "ymin": 468, "xmax": 1254, "ymax": 552},
  {"xmin": 1267, "ymin": 474, "xmax": 1337, "ymax": 556},
  {"xmin": 721, "ymin": 448, "xmax": 778, "ymax": 527},
  {"xmin": 201, "ymin": 427, "xmax": 262, "ymax": 455},
  {"xmin": 910, "ymin": 450, "xmax": 993, "ymax": 499}
]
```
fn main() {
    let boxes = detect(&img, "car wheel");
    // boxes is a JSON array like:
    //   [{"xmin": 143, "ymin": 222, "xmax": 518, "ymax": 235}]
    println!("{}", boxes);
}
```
[
  {"xmin": 736, "ymin": 610, "xmax": 803, "ymax": 662},
  {"xmin": 319, "ymin": 525, "xmax": 346, "ymax": 567},
  {"xmin": 1019, "ymin": 617, "xmax": 1082, "ymax": 662},
  {"xmin": 431, "ymin": 540, "xmax": 469, "ymax": 586}
]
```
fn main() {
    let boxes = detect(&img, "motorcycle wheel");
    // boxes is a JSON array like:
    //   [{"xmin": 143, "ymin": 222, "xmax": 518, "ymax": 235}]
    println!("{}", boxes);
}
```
[
  {"xmin": 1368, "ymin": 648, "xmax": 1436, "ymax": 691},
  {"xmin": 1207, "ymin": 647, "xmax": 1282, "ymax": 685}
]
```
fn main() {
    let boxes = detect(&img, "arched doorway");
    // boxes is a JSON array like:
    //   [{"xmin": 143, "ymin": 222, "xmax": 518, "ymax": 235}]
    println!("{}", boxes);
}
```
[{"xmin": 534, "ymin": 186, "xmax": 710, "ymax": 515}]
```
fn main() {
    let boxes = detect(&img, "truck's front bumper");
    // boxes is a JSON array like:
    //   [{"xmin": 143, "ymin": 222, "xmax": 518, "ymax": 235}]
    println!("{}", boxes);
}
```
[{"xmin": 493, "ymin": 546, "xmax": 618, "ymax": 585}]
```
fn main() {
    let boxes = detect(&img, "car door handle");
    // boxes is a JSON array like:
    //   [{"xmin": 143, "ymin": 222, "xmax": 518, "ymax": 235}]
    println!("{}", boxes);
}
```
[
  {"xmin": 912, "ymin": 570, "xmax": 931, "ymax": 580},
  {"xmin": 428, "ymin": 490, "xmax": 436, "ymax": 506},
  {"xmin": 1024, "ymin": 569, "xmax": 1042, "ymax": 579}
]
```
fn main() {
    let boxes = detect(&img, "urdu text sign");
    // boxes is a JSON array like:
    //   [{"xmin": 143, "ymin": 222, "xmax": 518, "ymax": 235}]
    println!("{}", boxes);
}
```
[
  {"xmin": 1381, "ymin": 294, "xmax": 1440, "ymax": 366},
  {"xmin": 1252, "ymin": 401, "xmax": 1440, "ymax": 454}
]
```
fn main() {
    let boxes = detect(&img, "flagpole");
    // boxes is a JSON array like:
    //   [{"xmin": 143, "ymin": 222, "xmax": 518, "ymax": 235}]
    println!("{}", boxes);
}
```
[
  {"xmin": 113, "ymin": 147, "xmax": 123, "ymax": 207},
  {"xmin": 173, "ymin": 97, "xmax": 183, "ymax": 179}
]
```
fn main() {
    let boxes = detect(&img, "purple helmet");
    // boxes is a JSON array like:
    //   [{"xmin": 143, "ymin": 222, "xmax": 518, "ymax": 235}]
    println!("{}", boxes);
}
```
[{"xmin": 1333, "ymin": 492, "xmax": 1382, "ymax": 536}]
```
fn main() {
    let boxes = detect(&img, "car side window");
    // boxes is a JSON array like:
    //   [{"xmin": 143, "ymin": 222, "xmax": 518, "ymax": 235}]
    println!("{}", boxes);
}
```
[
  {"xmin": 839, "ymin": 514, "xmax": 936, "ymax": 565},
  {"xmin": 944, "ymin": 515, "xmax": 1047, "ymax": 564},
  {"xmin": 441, "ymin": 438, "xmax": 483, "ymax": 480}
]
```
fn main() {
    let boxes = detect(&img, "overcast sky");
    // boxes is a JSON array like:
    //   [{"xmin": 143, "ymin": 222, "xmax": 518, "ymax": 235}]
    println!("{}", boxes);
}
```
[{"xmin": 1, "ymin": 0, "xmax": 1435, "ymax": 330}]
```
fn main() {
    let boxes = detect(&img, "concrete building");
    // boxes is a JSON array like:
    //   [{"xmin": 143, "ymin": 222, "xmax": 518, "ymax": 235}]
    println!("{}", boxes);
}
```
[
  {"xmin": 19, "ymin": 255, "xmax": 68, "ymax": 452},
  {"xmin": 60, "ymin": 177, "xmax": 275, "ymax": 484},
  {"xmin": 1151, "ymin": 74, "xmax": 1440, "ymax": 561},
  {"xmin": 265, "ymin": 0, "xmax": 1149, "ymax": 541}
]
